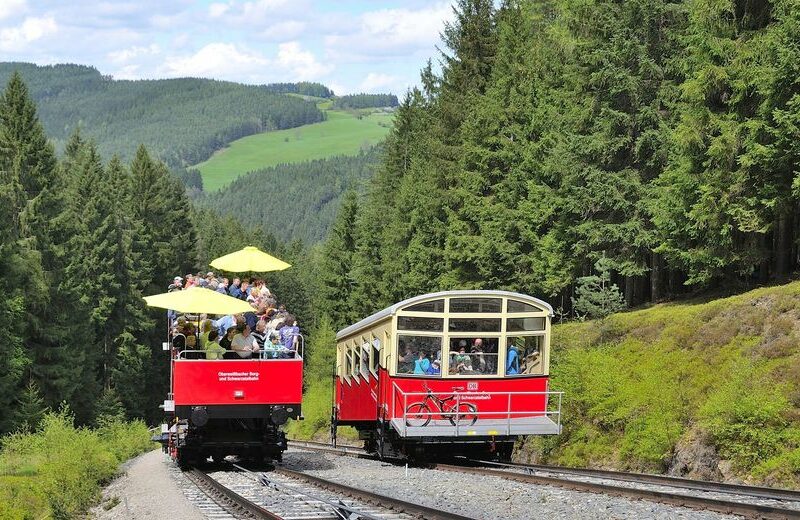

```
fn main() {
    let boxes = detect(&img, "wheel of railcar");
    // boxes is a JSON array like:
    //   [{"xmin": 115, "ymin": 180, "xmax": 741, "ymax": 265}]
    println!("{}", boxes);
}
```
[{"xmin": 405, "ymin": 403, "xmax": 431, "ymax": 427}]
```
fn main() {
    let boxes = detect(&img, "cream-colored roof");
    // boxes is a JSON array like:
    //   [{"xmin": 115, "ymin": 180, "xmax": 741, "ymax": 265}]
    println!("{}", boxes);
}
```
[{"xmin": 336, "ymin": 290, "xmax": 554, "ymax": 340}]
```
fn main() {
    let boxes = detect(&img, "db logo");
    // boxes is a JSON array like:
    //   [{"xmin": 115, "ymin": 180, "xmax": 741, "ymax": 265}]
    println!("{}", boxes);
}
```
[{"xmin": 467, "ymin": 382, "xmax": 478, "ymax": 391}]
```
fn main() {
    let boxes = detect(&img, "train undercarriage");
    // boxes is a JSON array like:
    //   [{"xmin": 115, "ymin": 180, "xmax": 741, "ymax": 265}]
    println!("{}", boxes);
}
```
[{"xmin": 165, "ymin": 404, "xmax": 299, "ymax": 467}]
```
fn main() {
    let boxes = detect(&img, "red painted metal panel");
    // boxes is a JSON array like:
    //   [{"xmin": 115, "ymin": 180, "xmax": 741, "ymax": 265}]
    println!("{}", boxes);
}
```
[
  {"xmin": 382, "ymin": 375, "xmax": 550, "ymax": 421},
  {"xmin": 173, "ymin": 359, "xmax": 302, "ymax": 405},
  {"xmin": 335, "ymin": 372, "xmax": 379, "ymax": 421}
]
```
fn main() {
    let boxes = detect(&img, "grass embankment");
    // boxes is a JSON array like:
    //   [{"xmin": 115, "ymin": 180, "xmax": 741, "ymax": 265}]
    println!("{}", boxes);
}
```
[
  {"xmin": 196, "ymin": 108, "xmax": 393, "ymax": 191},
  {"xmin": 0, "ymin": 412, "xmax": 152, "ymax": 519},
  {"xmin": 524, "ymin": 282, "xmax": 800, "ymax": 488}
]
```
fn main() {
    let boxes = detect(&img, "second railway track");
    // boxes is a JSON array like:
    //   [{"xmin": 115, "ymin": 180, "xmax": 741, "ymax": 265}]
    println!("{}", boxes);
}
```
[{"xmin": 288, "ymin": 439, "xmax": 800, "ymax": 519}]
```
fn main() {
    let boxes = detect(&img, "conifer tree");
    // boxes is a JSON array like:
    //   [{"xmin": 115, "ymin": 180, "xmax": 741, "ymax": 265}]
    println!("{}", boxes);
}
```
[
  {"xmin": 318, "ymin": 191, "xmax": 359, "ymax": 329},
  {"xmin": 13, "ymin": 380, "xmax": 48, "ymax": 431}
]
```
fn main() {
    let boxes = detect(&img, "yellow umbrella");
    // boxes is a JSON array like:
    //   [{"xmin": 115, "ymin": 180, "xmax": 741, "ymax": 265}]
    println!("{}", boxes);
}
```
[
  {"xmin": 143, "ymin": 286, "xmax": 253, "ymax": 315},
  {"xmin": 210, "ymin": 246, "xmax": 291, "ymax": 273}
]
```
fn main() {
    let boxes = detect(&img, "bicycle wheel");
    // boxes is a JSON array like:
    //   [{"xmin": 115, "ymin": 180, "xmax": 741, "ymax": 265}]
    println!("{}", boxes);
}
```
[
  {"xmin": 405, "ymin": 402, "xmax": 431, "ymax": 427},
  {"xmin": 447, "ymin": 403, "xmax": 478, "ymax": 426}
]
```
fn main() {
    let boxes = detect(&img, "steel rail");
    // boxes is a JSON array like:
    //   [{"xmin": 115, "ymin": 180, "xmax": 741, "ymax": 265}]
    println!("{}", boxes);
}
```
[
  {"xmin": 272, "ymin": 466, "xmax": 476, "ymax": 520},
  {"xmin": 430, "ymin": 463, "xmax": 800, "ymax": 520},
  {"xmin": 287, "ymin": 440, "xmax": 800, "ymax": 519},
  {"xmin": 471, "ymin": 458, "xmax": 800, "ymax": 503},
  {"xmin": 185, "ymin": 468, "xmax": 283, "ymax": 520}
]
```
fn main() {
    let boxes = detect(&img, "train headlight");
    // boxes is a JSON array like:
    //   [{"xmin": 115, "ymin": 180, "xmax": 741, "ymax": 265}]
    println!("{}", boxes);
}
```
[
  {"xmin": 271, "ymin": 406, "xmax": 288, "ymax": 426},
  {"xmin": 190, "ymin": 406, "xmax": 209, "ymax": 427}
]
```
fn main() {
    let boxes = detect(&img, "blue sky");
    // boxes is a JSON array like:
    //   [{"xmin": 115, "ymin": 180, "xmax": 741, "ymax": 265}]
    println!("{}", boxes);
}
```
[{"xmin": 0, "ymin": 0, "xmax": 455, "ymax": 95}]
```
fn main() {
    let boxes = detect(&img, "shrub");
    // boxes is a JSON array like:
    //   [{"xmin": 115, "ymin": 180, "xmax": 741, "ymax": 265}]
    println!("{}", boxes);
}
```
[{"xmin": 0, "ymin": 410, "xmax": 152, "ymax": 519}]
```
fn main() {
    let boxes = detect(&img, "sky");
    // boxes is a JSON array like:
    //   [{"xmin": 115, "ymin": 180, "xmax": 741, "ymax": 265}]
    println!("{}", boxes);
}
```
[{"xmin": 0, "ymin": 0, "xmax": 456, "ymax": 95}]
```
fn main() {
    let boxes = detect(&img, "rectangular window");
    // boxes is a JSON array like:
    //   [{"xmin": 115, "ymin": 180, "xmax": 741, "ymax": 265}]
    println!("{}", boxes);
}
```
[
  {"xmin": 450, "ymin": 297, "xmax": 501, "ymax": 313},
  {"xmin": 398, "ymin": 316, "xmax": 444, "ymax": 331},
  {"xmin": 449, "ymin": 317, "xmax": 501, "ymax": 332},
  {"xmin": 507, "ymin": 317, "xmax": 546, "ymax": 332},
  {"xmin": 370, "ymin": 335, "xmax": 381, "ymax": 373},
  {"xmin": 507, "ymin": 299, "xmax": 541, "ymax": 313},
  {"xmin": 505, "ymin": 336, "xmax": 545, "ymax": 376},
  {"xmin": 360, "ymin": 341, "xmax": 370, "ymax": 376},
  {"xmin": 353, "ymin": 345, "xmax": 362, "ymax": 378},
  {"xmin": 448, "ymin": 338, "xmax": 499, "ymax": 376},
  {"xmin": 396, "ymin": 335, "xmax": 442, "ymax": 377},
  {"xmin": 344, "ymin": 346, "xmax": 353, "ymax": 380},
  {"xmin": 405, "ymin": 299, "xmax": 444, "ymax": 312}
]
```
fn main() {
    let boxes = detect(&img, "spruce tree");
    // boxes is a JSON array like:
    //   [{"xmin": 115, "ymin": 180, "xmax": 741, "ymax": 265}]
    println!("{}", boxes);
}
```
[
  {"xmin": 14, "ymin": 380, "xmax": 48, "ymax": 431},
  {"xmin": 318, "ymin": 191, "xmax": 359, "ymax": 329}
]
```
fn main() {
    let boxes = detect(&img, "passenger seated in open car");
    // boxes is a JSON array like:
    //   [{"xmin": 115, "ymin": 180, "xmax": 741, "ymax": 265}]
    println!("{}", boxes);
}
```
[{"xmin": 205, "ymin": 330, "xmax": 226, "ymax": 360}]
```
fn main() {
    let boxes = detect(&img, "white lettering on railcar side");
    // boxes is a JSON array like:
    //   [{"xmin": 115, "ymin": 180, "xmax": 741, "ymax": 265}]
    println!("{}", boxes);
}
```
[{"xmin": 217, "ymin": 371, "xmax": 260, "ymax": 382}]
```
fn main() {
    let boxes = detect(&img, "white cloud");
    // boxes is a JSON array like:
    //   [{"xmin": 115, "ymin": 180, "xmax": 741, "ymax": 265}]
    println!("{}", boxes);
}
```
[
  {"xmin": 276, "ymin": 41, "xmax": 332, "ymax": 81},
  {"xmin": 358, "ymin": 72, "xmax": 397, "ymax": 93},
  {"xmin": 107, "ymin": 43, "xmax": 160, "ymax": 64},
  {"xmin": 0, "ymin": 0, "xmax": 26, "ymax": 21},
  {"xmin": 208, "ymin": 2, "xmax": 230, "ymax": 18},
  {"xmin": 326, "ymin": 3, "xmax": 452, "ymax": 60},
  {"xmin": 0, "ymin": 15, "xmax": 57, "ymax": 52},
  {"xmin": 160, "ymin": 42, "xmax": 269, "ymax": 81}
]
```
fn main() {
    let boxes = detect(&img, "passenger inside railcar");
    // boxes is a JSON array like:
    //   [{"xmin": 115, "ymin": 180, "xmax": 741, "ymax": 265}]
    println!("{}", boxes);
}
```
[{"xmin": 205, "ymin": 330, "xmax": 226, "ymax": 360}]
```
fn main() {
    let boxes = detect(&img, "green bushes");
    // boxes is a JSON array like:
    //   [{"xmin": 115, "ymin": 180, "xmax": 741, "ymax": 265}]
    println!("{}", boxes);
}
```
[
  {"xmin": 529, "ymin": 282, "xmax": 800, "ymax": 487},
  {"xmin": 0, "ymin": 411, "xmax": 152, "ymax": 519}
]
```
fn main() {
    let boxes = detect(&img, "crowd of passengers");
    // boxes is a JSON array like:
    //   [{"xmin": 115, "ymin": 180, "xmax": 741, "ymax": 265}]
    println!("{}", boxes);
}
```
[
  {"xmin": 168, "ymin": 272, "xmax": 300, "ymax": 360},
  {"xmin": 398, "ymin": 338, "xmax": 526, "ymax": 376}
]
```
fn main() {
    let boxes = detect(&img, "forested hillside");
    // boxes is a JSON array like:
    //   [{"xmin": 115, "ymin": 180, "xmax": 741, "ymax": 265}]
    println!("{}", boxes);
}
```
[
  {"xmin": 199, "ymin": 149, "xmax": 379, "ymax": 243},
  {"xmin": 313, "ymin": 0, "xmax": 800, "ymax": 331},
  {"xmin": 0, "ymin": 62, "xmax": 324, "ymax": 166},
  {"xmin": 332, "ymin": 93, "xmax": 399, "ymax": 110}
]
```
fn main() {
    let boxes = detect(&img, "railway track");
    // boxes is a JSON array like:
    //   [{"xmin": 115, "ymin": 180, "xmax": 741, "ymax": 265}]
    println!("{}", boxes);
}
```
[
  {"xmin": 184, "ymin": 459, "xmax": 476, "ymax": 519},
  {"xmin": 287, "ymin": 440, "xmax": 800, "ymax": 519}
]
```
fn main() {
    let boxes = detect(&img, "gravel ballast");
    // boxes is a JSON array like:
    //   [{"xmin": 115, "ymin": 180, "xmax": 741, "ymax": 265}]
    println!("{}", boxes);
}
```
[{"xmin": 282, "ymin": 449, "xmax": 738, "ymax": 520}]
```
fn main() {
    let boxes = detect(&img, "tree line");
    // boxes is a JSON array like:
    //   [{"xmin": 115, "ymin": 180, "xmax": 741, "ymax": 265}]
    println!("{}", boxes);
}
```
[
  {"xmin": 313, "ymin": 0, "xmax": 800, "ymax": 329},
  {"xmin": 0, "ymin": 72, "xmax": 316, "ymax": 433},
  {"xmin": 0, "ymin": 63, "xmax": 325, "ymax": 168},
  {"xmin": 261, "ymin": 82, "xmax": 334, "ymax": 98},
  {"xmin": 331, "ymin": 94, "xmax": 399, "ymax": 110}
]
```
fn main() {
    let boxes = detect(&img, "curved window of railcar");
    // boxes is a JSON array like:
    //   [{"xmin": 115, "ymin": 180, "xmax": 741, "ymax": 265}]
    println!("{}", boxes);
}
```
[
  {"xmin": 404, "ymin": 299, "xmax": 444, "ymax": 312},
  {"xmin": 370, "ymin": 336, "xmax": 381, "ymax": 374},
  {"xmin": 448, "ymin": 317, "xmax": 501, "ymax": 332},
  {"xmin": 398, "ymin": 316, "xmax": 444, "ymax": 331},
  {"xmin": 447, "ymin": 337, "xmax": 499, "ymax": 375},
  {"xmin": 504, "ymin": 336, "xmax": 545, "ymax": 376},
  {"xmin": 506, "ymin": 317, "xmax": 546, "ymax": 332},
  {"xmin": 507, "ymin": 299, "xmax": 542, "ymax": 313},
  {"xmin": 450, "ymin": 297, "xmax": 501, "ymax": 313},
  {"xmin": 396, "ymin": 335, "xmax": 442, "ymax": 377}
]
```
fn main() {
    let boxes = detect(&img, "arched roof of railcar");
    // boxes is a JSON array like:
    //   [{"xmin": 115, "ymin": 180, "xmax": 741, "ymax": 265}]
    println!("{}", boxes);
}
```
[{"xmin": 336, "ymin": 290, "xmax": 554, "ymax": 340}]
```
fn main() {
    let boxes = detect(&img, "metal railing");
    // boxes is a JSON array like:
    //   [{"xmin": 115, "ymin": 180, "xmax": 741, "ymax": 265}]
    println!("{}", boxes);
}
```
[
  {"xmin": 173, "ymin": 334, "xmax": 305, "ymax": 360},
  {"xmin": 391, "ymin": 382, "xmax": 563, "ymax": 437}
]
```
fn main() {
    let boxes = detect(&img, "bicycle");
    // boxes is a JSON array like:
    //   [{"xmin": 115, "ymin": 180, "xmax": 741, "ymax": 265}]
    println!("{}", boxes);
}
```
[{"xmin": 405, "ymin": 384, "xmax": 478, "ymax": 427}]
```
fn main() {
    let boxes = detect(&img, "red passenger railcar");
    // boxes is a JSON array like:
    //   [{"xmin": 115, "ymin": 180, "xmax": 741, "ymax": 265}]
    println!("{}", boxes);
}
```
[{"xmin": 332, "ymin": 291, "xmax": 562, "ymax": 460}]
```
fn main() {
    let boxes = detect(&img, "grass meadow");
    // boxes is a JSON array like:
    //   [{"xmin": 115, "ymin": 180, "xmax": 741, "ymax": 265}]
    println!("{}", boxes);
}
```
[{"xmin": 196, "ymin": 108, "xmax": 393, "ymax": 192}]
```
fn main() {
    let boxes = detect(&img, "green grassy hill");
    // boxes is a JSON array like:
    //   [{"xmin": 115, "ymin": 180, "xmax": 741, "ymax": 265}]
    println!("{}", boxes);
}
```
[
  {"xmin": 195, "ymin": 108, "xmax": 393, "ymax": 192},
  {"xmin": 523, "ymin": 282, "xmax": 800, "ymax": 488}
]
